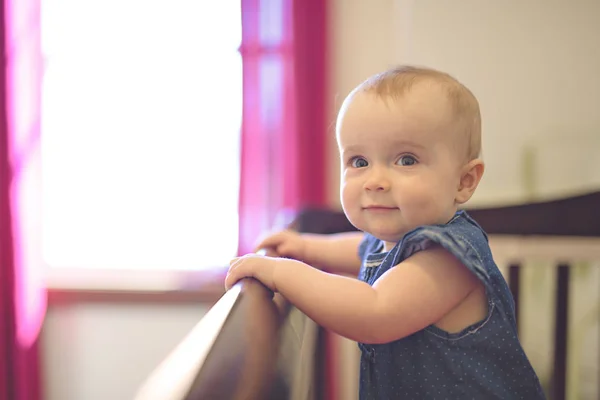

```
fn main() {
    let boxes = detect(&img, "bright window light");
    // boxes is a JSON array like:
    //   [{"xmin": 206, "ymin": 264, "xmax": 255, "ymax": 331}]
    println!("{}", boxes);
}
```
[{"xmin": 40, "ymin": 0, "xmax": 242, "ymax": 270}]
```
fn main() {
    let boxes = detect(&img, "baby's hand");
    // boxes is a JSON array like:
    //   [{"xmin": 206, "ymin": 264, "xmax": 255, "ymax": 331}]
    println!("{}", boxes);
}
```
[
  {"xmin": 225, "ymin": 254, "xmax": 283, "ymax": 291},
  {"xmin": 254, "ymin": 230, "xmax": 307, "ymax": 261}
]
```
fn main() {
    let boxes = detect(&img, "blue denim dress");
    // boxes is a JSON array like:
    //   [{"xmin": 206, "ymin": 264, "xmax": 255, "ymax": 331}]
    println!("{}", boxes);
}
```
[{"xmin": 357, "ymin": 211, "xmax": 545, "ymax": 399}]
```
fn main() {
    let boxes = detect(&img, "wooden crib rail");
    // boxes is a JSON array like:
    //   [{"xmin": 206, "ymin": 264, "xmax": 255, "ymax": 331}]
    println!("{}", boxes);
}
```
[
  {"xmin": 134, "ymin": 277, "xmax": 290, "ymax": 400},
  {"xmin": 135, "ymin": 190, "xmax": 599, "ymax": 400}
]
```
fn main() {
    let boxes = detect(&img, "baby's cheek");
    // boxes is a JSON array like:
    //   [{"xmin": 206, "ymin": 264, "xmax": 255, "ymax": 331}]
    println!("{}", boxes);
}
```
[
  {"xmin": 405, "ymin": 192, "xmax": 440, "ymax": 221},
  {"xmin": 340, "ymin": 183, "xmax": 356, "ymax": 208},
  {"xmin": 340, "ymin": 191, "xmax": 362, "ymax": 228}
]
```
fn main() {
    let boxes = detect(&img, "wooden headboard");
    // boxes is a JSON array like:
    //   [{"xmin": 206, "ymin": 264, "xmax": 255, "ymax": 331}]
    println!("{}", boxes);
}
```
[{"xmin": 293, "ymin": 190, "xmax": 600, "ymax": 237}]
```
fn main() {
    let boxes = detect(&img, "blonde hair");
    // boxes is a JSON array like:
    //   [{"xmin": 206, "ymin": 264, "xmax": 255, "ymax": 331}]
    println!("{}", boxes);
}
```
[{"xmin": 356, "ymin": 65, "xmax": 482, "ymax": 160}]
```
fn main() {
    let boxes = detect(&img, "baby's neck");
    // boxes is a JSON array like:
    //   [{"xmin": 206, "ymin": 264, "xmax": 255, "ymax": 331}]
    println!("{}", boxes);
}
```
[{"xmin": 381, "ymin": 209, "xmax": 461, "ymax": 252}]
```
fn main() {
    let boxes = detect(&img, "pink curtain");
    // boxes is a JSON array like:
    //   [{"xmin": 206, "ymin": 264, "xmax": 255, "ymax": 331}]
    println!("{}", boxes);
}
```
[
  {"xmin": 238, "ymin": 0, "xmax": 335, "ymax": 398},
  {"xmin": 238, "ymin": 0, "xmax": 329, "ymax": 254},
  {"xmin": 1, "ymin": 0, "xmax": 45, "ymax": 398}
]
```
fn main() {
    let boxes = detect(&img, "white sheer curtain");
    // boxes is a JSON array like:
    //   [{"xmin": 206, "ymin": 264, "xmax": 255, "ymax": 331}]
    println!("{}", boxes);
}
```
[{"xmin": 41, "ymin": 0, "xmax": 242, "ymax": 270}]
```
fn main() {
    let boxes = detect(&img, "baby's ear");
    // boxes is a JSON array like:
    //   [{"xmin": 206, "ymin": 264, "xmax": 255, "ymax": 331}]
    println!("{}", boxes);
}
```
[{"xmin": 456, "ymin": 159, "xmax": 484, "ymax": 204}]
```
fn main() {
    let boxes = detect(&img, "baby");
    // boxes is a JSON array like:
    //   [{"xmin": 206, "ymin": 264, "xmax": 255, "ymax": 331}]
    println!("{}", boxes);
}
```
[{"xmin": 225, "ymin": 66, "xmax": 545, "ymax": 399}]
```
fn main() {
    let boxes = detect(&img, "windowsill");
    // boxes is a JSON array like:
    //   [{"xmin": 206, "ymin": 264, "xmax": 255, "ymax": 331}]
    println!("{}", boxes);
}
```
[{"xmin": 47, "ymin": 267, "xmax": 228, "ymax": 305}]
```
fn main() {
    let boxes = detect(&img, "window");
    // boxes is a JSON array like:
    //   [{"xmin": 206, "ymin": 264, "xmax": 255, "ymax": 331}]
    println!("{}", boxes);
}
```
[{"xmin": 41, "ymin": 0, "xmax": 242, "ymax": 270}]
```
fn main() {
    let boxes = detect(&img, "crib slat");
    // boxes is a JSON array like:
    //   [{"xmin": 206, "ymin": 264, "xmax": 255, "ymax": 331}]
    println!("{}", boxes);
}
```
[{"xmin": 552, "ymin": 264, "xmax": 570, "ymax": 400}]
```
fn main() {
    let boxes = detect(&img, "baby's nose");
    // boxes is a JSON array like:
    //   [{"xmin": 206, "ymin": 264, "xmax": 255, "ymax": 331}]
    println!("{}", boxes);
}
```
[{"xmin": 363, "ymin": 170, "xmax": 391, "ymax": 191}]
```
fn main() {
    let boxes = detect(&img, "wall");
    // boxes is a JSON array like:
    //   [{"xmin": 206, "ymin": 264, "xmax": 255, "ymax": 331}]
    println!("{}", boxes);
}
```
[
  {"xmin": 42, "ymin": 302, "xmax": 209, "ymax": 400},
  {"xmin": 327, "ymin": 0, "xmax": 600, "ymax": 209}
]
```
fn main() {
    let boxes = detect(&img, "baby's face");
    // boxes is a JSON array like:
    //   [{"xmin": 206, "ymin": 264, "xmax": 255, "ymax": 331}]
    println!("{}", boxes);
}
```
[{"xmin": 337, "ymin": 86, "xmax": 466, "ymax": 250}]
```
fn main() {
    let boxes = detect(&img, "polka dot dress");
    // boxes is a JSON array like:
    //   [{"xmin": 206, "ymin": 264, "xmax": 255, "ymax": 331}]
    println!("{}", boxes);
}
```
[{"xmin": 356, "ymin": 211, "xmax": 546, "ymax": 399}]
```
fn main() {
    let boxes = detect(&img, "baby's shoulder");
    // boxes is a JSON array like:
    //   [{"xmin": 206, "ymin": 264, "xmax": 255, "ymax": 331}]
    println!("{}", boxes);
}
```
[{"xmin": 394, "ymin": 212, "xmax": 492, "ymax": 268}]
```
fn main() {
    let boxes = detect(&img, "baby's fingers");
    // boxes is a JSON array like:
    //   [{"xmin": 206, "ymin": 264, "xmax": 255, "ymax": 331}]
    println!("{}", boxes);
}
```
[
  {"xmin": 225, "ymin": 257, "xmax": 244, "ymax": 290},
  {"xmin": 254, "ymin": 231, "xmax": 289, "ymax": 252}
]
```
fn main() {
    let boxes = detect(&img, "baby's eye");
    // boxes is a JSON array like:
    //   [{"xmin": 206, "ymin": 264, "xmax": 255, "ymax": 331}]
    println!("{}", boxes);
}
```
[
  {"xmin": 397, "ymin": 155, "xmax": 417, "ymax": 166},
  {"xmin": 350, "ymin": 157, "xmax": 368, "ymax": 168}
]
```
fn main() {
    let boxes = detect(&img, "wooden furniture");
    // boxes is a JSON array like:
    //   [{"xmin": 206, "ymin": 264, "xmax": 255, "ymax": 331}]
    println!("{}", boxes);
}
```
[{"xmin": 136, "ymin": 191, "xmax": 600, "ymax": 400}]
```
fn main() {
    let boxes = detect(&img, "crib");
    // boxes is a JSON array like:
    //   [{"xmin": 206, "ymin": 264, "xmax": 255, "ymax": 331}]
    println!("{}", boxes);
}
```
[{"xmin": 135, "ymin": 191, "xmax": 600, "ymax": 400}]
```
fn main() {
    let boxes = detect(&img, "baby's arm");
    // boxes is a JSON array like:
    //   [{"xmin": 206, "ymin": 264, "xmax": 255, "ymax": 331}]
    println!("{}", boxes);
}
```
[
  {"xmin": 255, "ymin": 231, "xmax": 364, "ymax": 277},
  {"xmin": 226, "ymin": 246, "xmax": 480, "ymax": 344},
  {"xmin": 302, "ymin": 232, "xmax": 364, "ymax": 276}
]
